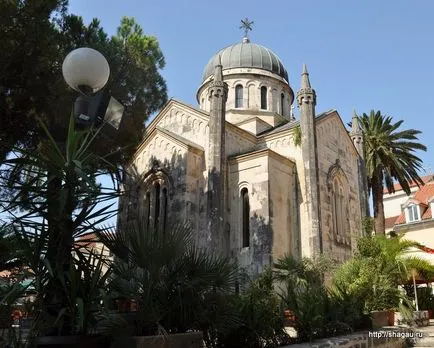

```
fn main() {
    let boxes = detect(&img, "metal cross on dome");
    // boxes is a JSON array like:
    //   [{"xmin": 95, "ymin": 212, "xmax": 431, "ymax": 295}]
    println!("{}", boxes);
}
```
[{"xmin": 240, "ymin": 18, "xmax": 254, "ymax": 39}]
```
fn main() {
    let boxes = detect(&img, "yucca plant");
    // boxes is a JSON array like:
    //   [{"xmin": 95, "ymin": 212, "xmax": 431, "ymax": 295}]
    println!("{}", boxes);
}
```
[{"xmin": 0, "ymin": 115, "xmax": 122, "ymax": 337}]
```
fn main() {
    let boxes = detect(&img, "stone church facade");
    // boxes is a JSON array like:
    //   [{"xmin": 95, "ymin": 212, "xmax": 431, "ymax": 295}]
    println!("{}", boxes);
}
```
[{"xmin": 118, "ymin": 36, "xmax": 369, "ymax": 276}]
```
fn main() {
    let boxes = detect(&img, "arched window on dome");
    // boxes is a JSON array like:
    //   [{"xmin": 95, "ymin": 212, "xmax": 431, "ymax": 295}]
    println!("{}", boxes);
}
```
[
  {"xmin": 261, "ymin": 86, "xmax": 267, "ymax": 110},
  {"xmin": 241, "ymin": 187, "xmax": 250, "ymax": 247},
  {"xmin": 235, "ymin": 85, "xmax": 243, "ymax": 108},
  {"xmin": 281, "ymin": 93, "xmax": 285, "ymax": 115}
]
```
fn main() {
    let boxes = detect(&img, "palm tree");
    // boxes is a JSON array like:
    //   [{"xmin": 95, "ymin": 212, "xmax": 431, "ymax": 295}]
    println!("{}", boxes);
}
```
[
  {"xmin": 357, "ymin": 110, "xmax": 427, "ymax": 234},
  {"xmin": 97, "ymin": 221, "xmax": 238, "ymax": 337}
]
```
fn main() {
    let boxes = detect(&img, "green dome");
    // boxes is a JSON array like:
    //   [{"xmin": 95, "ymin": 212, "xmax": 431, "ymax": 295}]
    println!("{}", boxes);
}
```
[{"xmin": 203, "ymin": 40, "xmax": 288, "ymax": 82}]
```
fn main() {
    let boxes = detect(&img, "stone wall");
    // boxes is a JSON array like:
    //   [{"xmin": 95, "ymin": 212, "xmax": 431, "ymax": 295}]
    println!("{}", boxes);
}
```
[
  {"xmin": 118, "ymin": 123, "xmax": 205, "ymax": 238},
  {"xmin": 228, "ymin": 150, "xmax": 272, "ymax": 276},
  {"xmin": 315, "ymin": 112, "xmax": 362, "ymax": 262},
  {"xmin": 268, "ymin": 153, "xmax": 298, "ymax": 260},
  {"xmin": 283, "ymin": 331, "xmax": 406, "ymax": 348},
  {"xmin": 111, "ymin": 332, "xmax": 203, "ymax": 348}
]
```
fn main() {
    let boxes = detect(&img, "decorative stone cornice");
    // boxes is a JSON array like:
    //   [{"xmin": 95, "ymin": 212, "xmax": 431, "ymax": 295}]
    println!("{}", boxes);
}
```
[{"xmin": 228, "ymin": 148, "xmax": 295, "ymax": 167}]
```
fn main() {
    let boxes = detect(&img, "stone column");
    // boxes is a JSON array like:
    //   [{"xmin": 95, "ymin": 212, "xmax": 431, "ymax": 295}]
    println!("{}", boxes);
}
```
[
  {"xmin": 206, "ymin": 59, "xmax": 228, "ymax": 255},
  {"xmin": 297, "ymin": 64, "xmax": 322, "ymax": 257},
  {"xmin": 350, "ymin": 111, "xmax": 370, "ymax": 224}
]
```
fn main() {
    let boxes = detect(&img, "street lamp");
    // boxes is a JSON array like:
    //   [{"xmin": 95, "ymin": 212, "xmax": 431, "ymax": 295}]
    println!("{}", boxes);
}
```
[
  {"xmin": 62, "ymin": 47, "xmax": 124, "ymax": 130},
  {"xmin": 62, "ymin": 47, "xmax": 110, "ymax": 94}
]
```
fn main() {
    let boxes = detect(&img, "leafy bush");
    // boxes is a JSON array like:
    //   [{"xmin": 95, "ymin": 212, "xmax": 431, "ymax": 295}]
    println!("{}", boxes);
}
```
[
  {"xmin": 274, "ymin": 255, "xmax": 355, "ymax": 342},
  {"xmin": 205, "ymin": 268, "xmax": 291, "ymax": 348},
  {"xmin": 333, "ymin": 234, "xmax": 434, "ymax": 317}
]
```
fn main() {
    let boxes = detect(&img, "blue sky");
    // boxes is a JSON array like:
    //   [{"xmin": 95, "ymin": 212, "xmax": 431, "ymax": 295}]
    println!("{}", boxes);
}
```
[
  {"xmin": 69, "ymin": 0, "xmax": 434, "ymax": 171},
  {"xmin": 68, "ymin": 0, "xmax": 434, "ymax": 225}
]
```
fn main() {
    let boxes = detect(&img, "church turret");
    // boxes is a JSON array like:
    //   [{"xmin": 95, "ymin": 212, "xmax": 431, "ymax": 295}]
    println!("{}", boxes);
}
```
[
  {"xmin": 297, "ymin": 64, "xmax": 322, "ymax": 257},
  {"xmin": 350, "ymin": 110, "xmax": 370, "ymax": 222},
  {"xmin": 350, "ymin": 110, "xmax": 364, "ymax": 159},
  {"xmin": 207, "ymin": 58, "xmax": 228, "ymax": 254}
]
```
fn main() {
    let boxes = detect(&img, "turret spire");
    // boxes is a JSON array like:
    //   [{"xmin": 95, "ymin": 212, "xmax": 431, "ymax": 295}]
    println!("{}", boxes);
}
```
[
  {"xmin": 296, "ymin": 63, "xmax": 321, "ymax": 257},
  {"xmin": 350, "ymin": 110, "xmax": 364, "ymax": 159},
  {"xmin": 351, "ymin": 109, "xmax": 362, "ymax": 135},
  {"xmin": 214, "ymin": 55, "xmax": 223, "ymax": 82},
  {"xmin": 297, "ymin": 64, "xmax": 316, "ymax": 106},
  {"xmin": 301, "ymin": 63, "xmax": 312, "ymax": 89}
]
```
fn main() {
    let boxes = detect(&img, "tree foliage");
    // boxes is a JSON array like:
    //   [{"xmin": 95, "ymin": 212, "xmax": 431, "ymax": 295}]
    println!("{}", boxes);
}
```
[
  {"xmin": 0, "ymin": 0, "xmax": 167, "ymax": 163},
  {"xmin": 333, "ymin": 234, "xmax": 434, "ymax": 314},
  {"xmin": 357, "ymin": 110, "xmax": 427, "ymax": 234}
]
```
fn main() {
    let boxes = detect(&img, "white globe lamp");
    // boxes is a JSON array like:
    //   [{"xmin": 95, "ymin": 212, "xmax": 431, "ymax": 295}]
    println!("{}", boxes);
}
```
[{"xmin": 62, "ymin": 47, "xmax": 110, "ymax": 95}]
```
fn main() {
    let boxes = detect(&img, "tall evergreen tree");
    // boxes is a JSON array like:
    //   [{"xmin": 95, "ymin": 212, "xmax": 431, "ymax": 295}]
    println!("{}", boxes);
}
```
[
  {"xmin": 358, "ymin": 110, "xmax": 427, "ymax": 234},
  {"xmin": 0, "ymin": 1, "xmax": 167, "ymax": 163}
]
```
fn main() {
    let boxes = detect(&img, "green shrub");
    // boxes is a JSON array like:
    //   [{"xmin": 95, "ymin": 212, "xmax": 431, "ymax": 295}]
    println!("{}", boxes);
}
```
[
  {"xmin": 203, "ymin": 268, "xmax": 291, "ymax": 348},
  {"xmin": 274, "ymin": 255, "xmax": 354, "ymax": 342}
]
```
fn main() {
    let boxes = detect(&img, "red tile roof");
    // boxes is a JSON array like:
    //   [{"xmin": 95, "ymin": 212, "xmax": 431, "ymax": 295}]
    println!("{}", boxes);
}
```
[
  {"xmin": 395, "ymin": 213, "xmax": 405, "ymax": 225},
  {"xmin": 383, "ymin": 174, "xmax": 434, "ymax": 194},
  {"xmin": 413, "ymin": 182, "xmax": 434, "ymax": 205},
  {"xmin": 385, "ymin": 216, "xmax": 399, "ymax": 229},
  {"xmin": 394, "ymin": 182, "xmax": 434, "ymax": 226},
  {"xmin": 422, "ymin": 206, "xmax": 432, "ymax": 220}
]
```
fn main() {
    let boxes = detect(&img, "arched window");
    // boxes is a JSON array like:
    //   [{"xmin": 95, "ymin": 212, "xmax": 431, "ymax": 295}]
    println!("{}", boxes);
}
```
[
  {"xmin": 146, "ymin": 191, "xmax": 151, "ymax": 231},
  {"xmin": 154, "ymin": 182, "xmax": 161, "ymax": 230},
  {"xmin": 241, "ymin": 188, "xmax": 250, "ymax": 247},
  {"xmin": 260, "ymin": 86, "xmax": 267, "ymax": 110},
  {"xmin": 162, "ymin": 188, "xmax": 168, "ymax": 232},
  {"xmin": 331, "ymin": 177, "xmax": 348, "ymax": 237},
  {"xmin": 235, "ymin": 85, "xmax": 243, "ymax": 108},
  {"xmin": 143, "ymin": 177, "xmax": 169, "ymax": 233},
  {"xmin": 339, "ymin": 187, "xmax": 345, "ymax": 234},
  {"xmin": 281, "ymin": 93, "xmax": 285, "ymax": 115},
  {"xmin": 332, "ymin": 178, "xmax": 342, "ymax": 235}
]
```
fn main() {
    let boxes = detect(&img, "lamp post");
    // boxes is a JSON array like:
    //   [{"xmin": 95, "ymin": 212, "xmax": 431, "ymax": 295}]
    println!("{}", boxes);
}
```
[
  {"xmin": 62, "ymin": 47, "xmax": 110, "ymax": 95},
  {"xmin": 42, "ymin": 48, "xmax": 122, "ymax": 336},
  {"xmin": 62, "ymin": 47, "xmax": 124, "ymax": 130}
]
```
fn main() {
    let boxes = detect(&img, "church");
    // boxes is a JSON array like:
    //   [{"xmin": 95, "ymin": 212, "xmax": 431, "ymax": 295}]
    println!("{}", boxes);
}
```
[{"xmin": 118, "ymin": 30, "xmax": 369, "ymax": 276}]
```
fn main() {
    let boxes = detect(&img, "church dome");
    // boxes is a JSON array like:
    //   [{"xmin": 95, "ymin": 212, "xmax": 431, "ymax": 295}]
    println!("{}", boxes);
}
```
[{"xmin": 202, "ymin": 39, "xmax": 289, "ymax": 82}]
